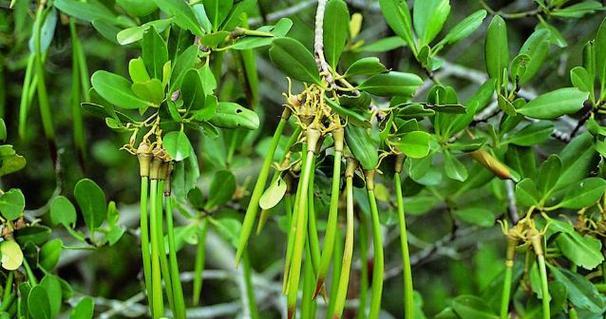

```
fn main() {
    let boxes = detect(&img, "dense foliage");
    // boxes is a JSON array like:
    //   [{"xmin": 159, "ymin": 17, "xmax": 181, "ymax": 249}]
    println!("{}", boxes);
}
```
[{"xmin": 1, "ymin": 0, "xmax": 606, "ymax": 318}]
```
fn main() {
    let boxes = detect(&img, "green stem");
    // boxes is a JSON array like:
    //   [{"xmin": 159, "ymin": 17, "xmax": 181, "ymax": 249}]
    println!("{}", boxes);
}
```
[
  {"xmin": 287, "ymin": 148, "xmax": 315, "ymax": 318},
  {"xmin": 307, "ymin": 158, "xmax": 321, "ymax": 275},
  {"xmin": 18, "ymin": 54, "xmax": 35, "ymax": 140},
  {"xmin": 22, "ymin": 258, "xmax": 37, "ymax": 286},
  {"xmin": 357, "ymin": 211, "xmax": 369, "ymax": 319},
  {"xmin": 242, "ymin": 251, "xmax": 259, "ymax": 319},
  {"xmin": 331, "ymin": 160, "xmax": 355, "ymax": 319},
  {"xmin": 301, "ymin": 242, "xmax": 316, "ymax": 319},
  {"xmin": 537, "ymin": 255, "xmax": 550, "ymax": 319},
  {"xmin": 165, "ymin": 194, "xmax": 186, "ymax": 319},
  {"xmin": 193, "ymin": 218, "xmax": 208, "ymax": 305},
  {"xmin": 156, "ymin": 180, "xmax": 174, "ymax": 312},
  {"xmin": 236, "ymin": 110, "xmax": 290, "ymax": 265},
  {"xmin": 33, "ymin": 5, "xmax": 55, "ymax": 143},
  {"xmin": 149, "ymin": 179, "xmax": 165, "ymax": 318},
  {"xmin": 394, "ymin": 169, "xmax": 414, "ymax": 319},
  {"xmin": 316, "ymin": 145, "xmax": 343, "ymax": 297},
  {"xmin": 69, "ymin": 19, "xmax": 86, "ymax": 157},
  {"xmin": 500, "ymin": 239, "xmax": 516, "ymax": 319},
  {"xmin": 2, "ymin": 272, "xmax": 13, "ymax": 307},
  {"xmin": 282, "ymin": 193, "xmax": 296, "ymax": 294},
  {"xmin": 327, "ymin": 226, "xmax": 343, "ymax": 317},
  {"xmin": 140, "ymin": 177, "xmax": 154, "ymax": 315},
  {"xmin": 366, "ymin": 171, "xmax": 384, "ymax": 319}
]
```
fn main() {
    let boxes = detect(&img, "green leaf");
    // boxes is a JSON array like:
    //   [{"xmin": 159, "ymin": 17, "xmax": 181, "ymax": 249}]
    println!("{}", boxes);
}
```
[
  {"xmin": 345, "ymin": 57, "xmax": 387, "ymax": 77},
  {"xmin": 551, "ymin": 1, "xmax": 603, "ymax": 18},
  {"xmin": 269, "ymin": 38, "xmax": 321, "ymax": 84},
  {"xmin": 379, "ymin": 0, "xmax": 415, "ymax": 48},
  {"xmin": 54, "ymin": 0, "xmax": 117, "ymax": 23},
  {"xmin": 181, "ymin": 69, "xmax": 206, "ymax": 111},
  {"xmin": 485, "ymin": 15, "xmax": 509, "ymax": 81},
  {"xmin": 570, "ymin": 66, "xmax": 593, "ymax": 93},
  {"xmin": 451, "ymin": 295, "xmax": 499, "ymax": 319},
  {"xmin": 116, "ymin": 0, "xmax": 158, "ymax": 17},
  {"xmin": 128, "ymin": 57, "xmax": 150, "ymax": 83},
  {"xmin": 15, "ymin": 225, "xmax": 51, "ymax": 246},
  {"xmin": 210, "ymin": 217, "xmax": 241, "ymax": 248},
  {"xmin": 203, "ymin": 0, "xmax": 233, "ymax": 31},
  {"xmin": 172, "ymin": 146, "xmax": 199, "ymax": 200},
  {"xmin": 0, "ymin": 240, "xmax": 23, "ymax": 271},
  {"xmin": 444, "ymin": 150, "xmax": 468, "ymax": 182},
  {"xmin": 209, "ymin": 102, "xmax": 259, "ymax": 130},
  {"xmin": 359, "ymin": 71, "xmax": 423, "ymax": 97},
  {"xmin": 163, "ymin": 131, "xmax": 193, "ymax": 161},
  {"xmin": 358, "ymin": 36, "xmax": 407, "ymax": 52},
  {"xmin": 518, "ymin": 29, "xmax": 551, "ymax": 84},
  {"xmin": 556, "ymin": 132, "xmax": 595, "ymax": 189},
  {"xmin": 40, "ymin": 275, "xmax": 62, "ymax": 318},
  {"xmin": 558, "ymin": 177, "xmax": 606, "ymax": 209},
  {"xmin": 205, "ymin": 170, "xmax": 235, "ymax": 210},
  {"xmin": 131, "ymin": 79, "xmax": 164, "ymax": 105},
  {"xmin": 453, "ymin": 207, "xmax": 494, "ymax": 227},
  {"xmin": 324, "ymin": 0, "xmax": 349, "ymax": 67},
  {"xmin": 142, "ymin": 27, "xmax": 168, "ymax": 79},
  {"xmin": 152, "ymin": 0, "xmax": 204, "ymax": 36},
  {"xmin": 515, "ymin": 178, "xmax": 540, "ymax": 207},
  {"xmin": 518, "ymin": 88, "xmax": 588, "ymax": 119},
  {"xmin": 595, "ymin": 17, "xmax": 606, "ymax": 89},
  {"xmin": 0, "ymin": 189, "xmax": 25, "ymax": 221},
  {"xmin": 70, "ymin": 297, "xmax": 94, "ymax": 319},
  {"xmin": 549, "ymin": 265, "xmax": 606, "ymax": 313},
  {"xmin": 74, "ymin": 178, "xmax": 107, "ymax": 232},
  {"xmin": 91, "ymin": 71, "xmax": 151, "ymax": 109},
  {"xmin": 536, "ymin": 154, "xmax": 562, "ymax": 197},
  {"xmin": 440, "ymin": 10, "xmax": 486, "ymax": 45},
  {"xmin": 345, "ymin": 125, "xmax": 380, "ymax": 170},
  {"xmin": 396, "ymin": 131, "xmax": 431, "ymax": 158},
  {"xmin": 556, "ymin": 231, "xmax": 604, "ymax": 270},
  {"xmin": 230, "ymin": 18, "xmax": 293, "ymax": 50},
  {"xmin": 505, "ymin": 121, "xmax": 553, "ymax": 146},
  {"xmin": 116, "ymin": 19, "xmax": 173, "ymax": 45},
  {"xmin": 39, "ymin": 239, "xmax": 63, "ymax": 271},
  {"xmin": 259, "ymin": 176, "xmax": 287, "ymax": 210},
  {"xmin": 28, "ymin": 286, "xmax": 51, "ymax": 319},
  {"xmin": 413, "ymin": 0, "xmax": 451, "ymax": 46}
]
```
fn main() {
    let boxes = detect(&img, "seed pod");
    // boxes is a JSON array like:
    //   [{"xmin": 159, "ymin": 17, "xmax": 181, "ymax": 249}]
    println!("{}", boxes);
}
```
[
  {"xmin": 137, "ymin": 142, "xmax": 152, "ymax": 177},
  {"xmin": 471, "ymin": 149, "xmax": 512, "ymax": 180},
  {"xmin": 345, "ymin": 125, "xmax": 379, "ymax": 171}
]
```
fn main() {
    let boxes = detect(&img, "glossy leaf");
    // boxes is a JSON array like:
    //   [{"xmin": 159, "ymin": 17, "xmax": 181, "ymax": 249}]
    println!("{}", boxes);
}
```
[
  {"xmin": 205, "ymin": 170, "xmax": 235, "ymax": 210},
  {"xmin": 39, "ymin": 239, "xmax": 63, "ymax": 271},
  {"xmin": 74, "ymin": 178, "xmax": 107, "ymax": 232},
  {"xmin": 549, "ymin": 265, "xmax": 606, "ymax": 313},
  {"xmin": 413, "ymin": 0, "xmax": 451, "ymax": 46},
  {"xmin": 204, "ymin": 0, "xmax": 233, "ymax": 31},
  {"xmin": 379, "ymin": 0, "xmax": 415, "ymax": 48},
  {"xmin": 324, "ymin": 0, "xmax": 349, "ymax": 67},
  {"xmin": 28, "ymin": 286, "xmax": 51, "ymax": 319},
  {"xmin": 142, "ymin": 27, "xmax": 168, "ymax": 79},
  {"xmin": 0, "ymin": 188, "xmax": 25, "ymax": 221},
  {"xmin": 518, "ymin": 88, "xmax": 588, "ymax": 119},
  {"xmin": 515, "ymin": 178, "xmax": 540, "ymax": 207},
  {"xmin": 558, "ymin": 177, "xmax": 606, "ymax": 209},
  {"xmin": 451, "ymin": 295, "xmax": 499, "ymax": 319},
  {"xmin": 485, "ymin": 15, "xmax": 509, "ymax": 81},
  {"xmin": 344, "ymin": 57, "xmax": 387, "ymax": 77},
  {"xmin": 269, "ymin": 38, "xmax": 321, "ymax": 84},
  {"xmin": 440, "ymin": 10, "xmax": 486, "ymax": 45},
  {"xmin": 152, "ymin": 0, "xmax": 204, "ymax": 36},
  {"xmin": 91, "ymin": 71, "xmax": 151, "ymax": 109},
  {"xmin": 70, "ymin": 297, "xmax": 94, "ymax": 319},
  {"xmin": 396, "ymin": 131, "xmax": 431, "ymax": 159},
  {"xmin": 209, "ymin": 102, "xmax": 259, "ymax": 130},
  {"xmin": 163, "ymin": 131, "xmax": 193, "ymax": 161},
  {"xmin": 54, "ymin": 0, "xmax": 117, "ymax": 23},
  {"xmin": 0, "ymin": 240, "xmax": 23, "ymax": 271},
  {"xmin": 359, "ymin": 71, "xmax": 423, "ymax": 97},
  {"xmin": 259, "ymin": 176, "xmax": 287, "ymax": 210},
  {"xmin": 453, "ymin": 207, "xmax": 494, "ymax": 227},
  {"xmin": 444, "ymin": 151, "xmax": 468, "ymax": 182}
]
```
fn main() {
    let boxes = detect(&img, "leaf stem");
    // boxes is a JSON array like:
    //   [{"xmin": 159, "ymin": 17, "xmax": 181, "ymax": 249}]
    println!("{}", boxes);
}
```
[
  {"xmin": 394, "ymin": 157, "xmax": 413, "ymax": 319},
  {"xmin": 366, "ymin": 170, "xmax": 384, "ymax": 319},
  {"xmin": 193, "ymin": 218, "xmax": 208, "ymax": 305}
]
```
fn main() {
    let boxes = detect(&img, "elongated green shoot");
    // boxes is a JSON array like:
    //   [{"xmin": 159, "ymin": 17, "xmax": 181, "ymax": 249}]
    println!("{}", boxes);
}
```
[
  {"xmin": 301, "ymin": 242, "xmax": 317, "ymax": 319},
  {"xmin": 315, "ymin": 127, "xmax": 344, "ymax": 297},
  {"xmin": 357, "ymin": 210, "xmax": 369, "ymax": 319},
  {"xmin": 287, "ymin": 128, "xmax": 321, "ymax": 318},
  {"xmin": 18, "ymin": 54, "xmax": 35, "ymax": 140},
  {"xmin": 394, "ymin": 156, "xmax": 414, "ymax": 319},
  {"xmin": 331, "ymin": 158, "xmax": 356, "ymax": 319},
  {"xmin": 530, "ymin": 230, "xmax": 550, "ymax": 319},
  {"xmin": 69, "ymin": 19, "xmax": 86, "ymax": 160},
  {"xmin": 366, "ymin": 170, "xmax": 384, "ymax": 319},
  {"xmin": 165, "ymin": 191, "xmax": 186, "ymax": 319},
  {"xmin": 193, "ymin": 218, "xmax": 208, "ymax": 305},
  {"xmin": 282, "ymin": 193, "xmax": 296, "ymax": 294},
  {"xmin": 140, "ymin": 177, "xmax": 153, "ymax": 314},
  {"xmin": 236, "ymin": 109, "xmax": 291, "ymax": 265},
  {"xmin": 33, "ymin": 5, "xmax": 56, "ymax": 156},
  {"xmin": 149, "ymin": 177, "xmax": 164, "ymax": 318},
  {"xmin": 500, "ymin": 238, "xmax": 517, "ymax": 319},
  {"xmin": 242, "ymin": 251, "xmax": 260, "ymax": 319},
  {"xmin": 155, "ymin": 179, "xmax": 175, "ymax": 312},
  {"xmin": 327, "ymin": 226, "xmax": 342, "ymax": 317},
  {"xmin": 2, "ymin": 272, "xmax": 13, "ymax": 306},
  {"xmin": 307, "ymin": 158, "xmax": 321, "ymax": 275}
]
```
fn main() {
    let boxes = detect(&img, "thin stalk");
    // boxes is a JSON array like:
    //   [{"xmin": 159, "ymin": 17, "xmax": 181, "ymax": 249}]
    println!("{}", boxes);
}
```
[
  {"xmin": 531, "ymin": 231, "xmax": 550, "ymax": 319},
  {"xmin": 72, "ymin": 29, "xmax": 90, "ymax": 101},
  {"xmin": 0, "ymin": 64, "xmax": 5, "ymax": 119},
  {"xmin": 307, "ymin": 158, "xmax": 321, "ymax": 275},
  {"xmin": 287, "ymin": 129, "xmax": 321, "ymax": 318},
  {"xmin": 149, "ymin": 179, "xmax": 165, "ymax": 318},
  {"xmin": 236, "ymin": 109, "xmax": 291, "ymax": 265},
  {"xmin": 18, "ymin": 54, "xmax": 35, "ymax": 140},
  {"xmin": 366, "ymin": 170, "xmax": 384, "ymax": 319},
  {"xmin": 327, "ymin": 226, "xmax": 343, "ymax": 317},
  {"xmin": 69, "ymin": 19, "xmax": 86, "ymax": 160},
  {"xmin": 316, "ymin": 128, "xmax": 344, "ymax": 297},
  {"xmin": 500, "ymin": 238, "xmax": 517, "ymax": 319},
  {"xmin": 140, "ymin": 177, "xmax": 153, "ymax": 315},
  {"xmin": 33, "ymin": 5, "xmax": 56, "ymax": 155},
  {"xmin": 331, "ymin": 159, "xmax": 356, "ymax": 319},
  {"xmin": 156, "ymin": 179, "xmax": 175, "ymax": 312},
  {"xmin": 242, "ymin": 251, "xmax": 259, "ymax": 319},
  {"xmin": 357, "ymin": 211, "xmax": 369, "ymax": 319},
  {"xmin": 394, "ymin": 156, "xmax": 413, "ymax": 319},
  {"xmin": 193, "ymin": 218, "xmax": 208, "ymax": 305},
  {"xmin": 301, "ymin": 242, "xmax": 316, "ymax": 319},
  {"xmin": 284, "ymin": 143, "xmax": 309, "ymax": 294},
  {"xmin": 282, "ymin": 193, "xmax": 296, "ymax": 294},
  {"xmin": 22, "ymin": 258, "xmax": 37, "ymax": 286},
  {"xmin": 165, "ymin": 193, "xmax": 186, "ymax": 319},
  {"xmin": 2, "ymin": 272, "xmax": 13, "ymax": 307}
]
